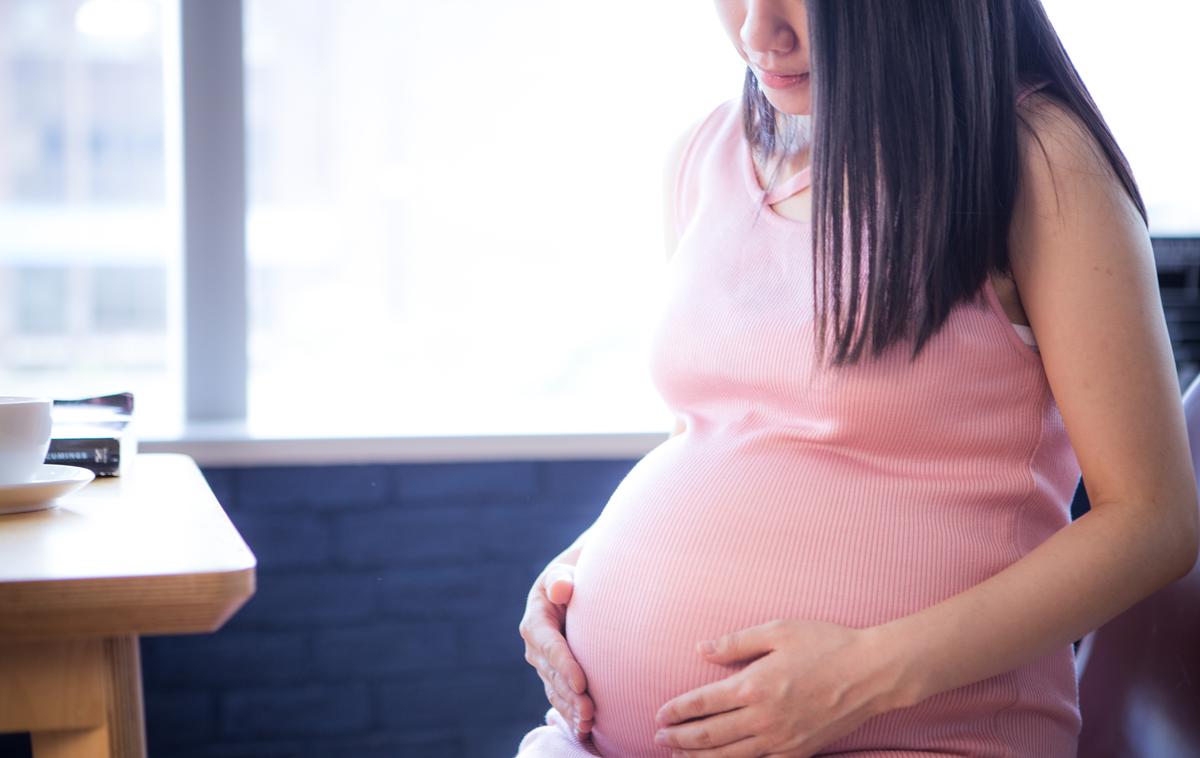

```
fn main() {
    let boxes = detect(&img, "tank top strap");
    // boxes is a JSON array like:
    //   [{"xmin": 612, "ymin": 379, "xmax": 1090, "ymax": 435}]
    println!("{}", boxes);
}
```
[{"xmin": 762, "ymin": 164, "xmax": 812, "ymax": 205}]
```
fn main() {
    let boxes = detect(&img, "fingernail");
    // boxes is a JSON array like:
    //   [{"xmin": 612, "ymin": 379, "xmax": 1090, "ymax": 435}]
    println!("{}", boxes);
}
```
[
  {"xmin": 698, "ymin": 639, "xmax": 716, "ymax": 654},
  {"xmin": 655, "ymin": 730, "xmax": 668, "ymax": 745}
]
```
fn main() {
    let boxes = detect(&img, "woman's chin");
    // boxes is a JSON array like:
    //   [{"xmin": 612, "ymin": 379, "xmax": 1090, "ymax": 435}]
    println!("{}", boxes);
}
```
[{"xmin": 762, "ymin": 94, "xmax": 811, "ymax": 117}]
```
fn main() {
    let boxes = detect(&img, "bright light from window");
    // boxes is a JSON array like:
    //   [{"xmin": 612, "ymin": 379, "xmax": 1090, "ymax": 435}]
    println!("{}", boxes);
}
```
[
  {"xmin": 240, "ymin": 0, "xmax": 1198, "ymax": 437},
  {"xmin": 243, "ymin": 0, "xmax": 741, "ymax": 435},
  {"xmin": 75, "ymin": 0, "xmax": 156, "ymax": 40},
  {"xmin": 0, "ymin": 0, "xmax": 178, "ymax": 433},
  {"xmin": 1041, "ymin": 0, "xmax": 1200, "ymax": 234}
]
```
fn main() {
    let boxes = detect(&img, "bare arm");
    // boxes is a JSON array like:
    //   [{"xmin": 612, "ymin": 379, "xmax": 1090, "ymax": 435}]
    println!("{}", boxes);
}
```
[{"xmin": 867, "ymin": 92, "xmax": 1200, "ymax": 711}]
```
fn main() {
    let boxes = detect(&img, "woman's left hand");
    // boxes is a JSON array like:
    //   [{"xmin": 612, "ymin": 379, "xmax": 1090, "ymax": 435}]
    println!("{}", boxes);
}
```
[{"xmin": 653, "ymin": 618, "xmax": 906, "ymax": 757}]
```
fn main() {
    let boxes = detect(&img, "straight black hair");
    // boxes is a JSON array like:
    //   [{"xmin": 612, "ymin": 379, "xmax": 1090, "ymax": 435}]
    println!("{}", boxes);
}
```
[{"xmin": 743, "ymin": 0, "xmax": 1147, "ymax": 369}]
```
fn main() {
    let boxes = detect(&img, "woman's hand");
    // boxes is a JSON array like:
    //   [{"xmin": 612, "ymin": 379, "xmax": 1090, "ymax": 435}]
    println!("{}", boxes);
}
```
[
  {"xmin": 518, "ymin": 562, "xmax": 596, "ymax": 740},
  {"xmin": 653, "ymin": 619, "xmax": 905, "ymax": 757}
]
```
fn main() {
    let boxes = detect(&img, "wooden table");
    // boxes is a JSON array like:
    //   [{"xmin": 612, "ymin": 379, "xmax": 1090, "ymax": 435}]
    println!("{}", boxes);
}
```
[{"xmin": 0, "ymin": 454, "xmax": 256, "ymax": 757}]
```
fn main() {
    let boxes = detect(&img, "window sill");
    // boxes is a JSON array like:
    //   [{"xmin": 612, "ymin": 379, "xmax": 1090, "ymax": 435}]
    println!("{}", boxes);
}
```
[{"xmin": 140, "ymin": 424, "xmax": 667, "ymax": 467}]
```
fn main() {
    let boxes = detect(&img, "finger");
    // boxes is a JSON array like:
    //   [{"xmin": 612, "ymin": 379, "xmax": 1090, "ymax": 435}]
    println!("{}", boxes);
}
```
[
  {"xmin": 531, "ymin": 650, "xmax": 594, "ymax": 724},
  {"xmin": 528, "ymin": 625, "xmax": 587, "ymax": 695},
  {"xmin": 542, "ymin": 565, "xmax": 576, "ymax": 605},
  {"xmin": 655, "ymin": 674, "xmax": 745, "ymax": 727},
  {"xmin": 576, "ymin": 715, "xmax": 594, "ymax": 736},
  {"xmin": 523, "ymin": 594, "xmax": 565, "ymax": 631},
  {"xmin": 542, "ymin": 678, "xmax": 576, "ymax": 728},
  {"xmin": 576, "ymin": 693, "xmax": 595, "ymax": 723},
  {"xmin": 538, "ymin": 659, "xmax": 585, "ymax": 725},
  {"xmin": 551, "ymin": 691, "xmax": 593, "ymax": 742},
  {"xmin": 697, "ymin": 619, "xmax": 781, "ymax": 664},
  {"xmin": 655, "ymin": 704, "xmax": 760, "ymax": 752},
  {"xmin": 669, "ymin": 732, "xmax": 765, "ymax": 758},
  {"xmin": 519, "ymin": 593, "xmax": 561, "ymax": 640},
  {"xmin": 530, "ymin": 651, "xmax": 583, "ymax": 712}
]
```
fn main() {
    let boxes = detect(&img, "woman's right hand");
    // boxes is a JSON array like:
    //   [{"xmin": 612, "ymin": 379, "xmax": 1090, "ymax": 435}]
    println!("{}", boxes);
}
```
[{"xmin": 518, "ymin": 562, "xmax": 595, "ymax": 740}]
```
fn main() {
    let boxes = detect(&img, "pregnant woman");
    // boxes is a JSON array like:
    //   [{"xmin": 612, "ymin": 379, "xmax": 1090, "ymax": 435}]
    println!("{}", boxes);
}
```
[{"xmin": 518, "ymin": 1, "xmax": 1198, "ymax": 756}]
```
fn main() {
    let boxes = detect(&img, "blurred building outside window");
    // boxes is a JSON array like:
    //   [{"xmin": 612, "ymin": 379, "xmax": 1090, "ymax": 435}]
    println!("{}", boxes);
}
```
[{"xmin": 0, "ymin": 0, "xmax": 177, "ymax": 435}]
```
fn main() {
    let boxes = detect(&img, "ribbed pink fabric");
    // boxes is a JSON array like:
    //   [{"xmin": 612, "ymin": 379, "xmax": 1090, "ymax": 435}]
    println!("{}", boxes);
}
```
[{"xmin": 517, "ymin": 81, "xmax": 1080, "ymax": 758}]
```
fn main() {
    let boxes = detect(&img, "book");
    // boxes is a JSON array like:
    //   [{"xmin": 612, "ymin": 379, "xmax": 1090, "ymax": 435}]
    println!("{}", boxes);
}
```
[{"xmin": 46, "ymin": 393, "xmax": 135, "ymax": 477}]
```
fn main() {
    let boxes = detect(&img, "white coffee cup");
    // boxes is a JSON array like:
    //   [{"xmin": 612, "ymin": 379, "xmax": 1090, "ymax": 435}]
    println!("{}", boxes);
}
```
[{"xmin": 0, "ymin": 397, "xmax": 53, "ymax": 486}]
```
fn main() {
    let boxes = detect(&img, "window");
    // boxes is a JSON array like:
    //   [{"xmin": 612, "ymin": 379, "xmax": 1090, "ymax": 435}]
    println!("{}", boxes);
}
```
[
  {"xmin": 2, "ymin": 0, "xmax": 1196, "ymax": 445},
  {"xmin": 242, "ymin": 0, "xmax": 738, "ymax": 435},
  {"xmin": 0, "ymin": 0, "xmax": 178, "ymax": 433}
]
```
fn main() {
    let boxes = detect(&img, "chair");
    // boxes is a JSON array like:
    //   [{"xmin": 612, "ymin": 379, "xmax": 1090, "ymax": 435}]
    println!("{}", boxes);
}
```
[{"xmin": 1075, "ymin": 373, "xmax": 1200, "ymax": 756}]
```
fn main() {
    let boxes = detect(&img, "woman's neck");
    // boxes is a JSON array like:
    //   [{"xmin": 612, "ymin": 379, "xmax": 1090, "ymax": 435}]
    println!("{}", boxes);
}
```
[
  {"xmin": 757, "ymin": 144, "xmax": 812, "ymax": 184},
  {"xmin": 764, "ymin": 112, "xmax": 813, "ymax": 177}
]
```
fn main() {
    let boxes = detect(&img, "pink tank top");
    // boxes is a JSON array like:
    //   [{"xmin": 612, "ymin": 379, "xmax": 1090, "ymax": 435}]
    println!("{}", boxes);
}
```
[{"xmin": 560, "ymin": 80, "xmax": 1081, "ymax": 757}]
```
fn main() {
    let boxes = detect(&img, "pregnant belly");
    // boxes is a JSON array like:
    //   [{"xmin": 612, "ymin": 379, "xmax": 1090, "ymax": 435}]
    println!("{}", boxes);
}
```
[{"xmin": 563, "ymin": 434, "xmax": 1021, "ymax": 758}]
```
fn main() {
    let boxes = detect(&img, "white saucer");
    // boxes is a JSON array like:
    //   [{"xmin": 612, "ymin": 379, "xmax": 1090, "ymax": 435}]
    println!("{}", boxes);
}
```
[{"xmin": 0, "ymin": 465, "xmax": 96, "ymax": 515}]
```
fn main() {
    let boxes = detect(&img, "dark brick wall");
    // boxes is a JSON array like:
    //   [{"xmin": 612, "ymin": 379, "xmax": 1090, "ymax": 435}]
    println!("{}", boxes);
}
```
[
  {"xmin": 150, "ymin": 460, "xmax": 635, "ymax": 758},
  {"xmin": 0, "ymin": 459, "xmax": 636, "ymax": 758},
  {"xmin": 0, "ymin": 460, "xmax": 1088, "ymax": 758}
]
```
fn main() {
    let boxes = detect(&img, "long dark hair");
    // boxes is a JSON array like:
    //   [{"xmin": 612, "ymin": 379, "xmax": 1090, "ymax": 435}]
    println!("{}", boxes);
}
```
[{"xmin": 744, "ymin": 0, "xmax": 1147, "ymax": 369}]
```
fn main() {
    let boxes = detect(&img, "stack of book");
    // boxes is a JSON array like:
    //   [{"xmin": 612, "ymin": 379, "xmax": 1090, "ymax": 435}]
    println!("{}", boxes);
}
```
[{"xmin": 46, "ymin": 393, "xmax": 135, "ymax": 477}]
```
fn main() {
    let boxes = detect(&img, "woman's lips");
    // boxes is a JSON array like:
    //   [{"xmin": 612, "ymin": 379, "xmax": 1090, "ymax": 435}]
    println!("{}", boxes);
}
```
[{"xmin": 758, "ymin": 70, "xmax": 810, "ymax": 90}]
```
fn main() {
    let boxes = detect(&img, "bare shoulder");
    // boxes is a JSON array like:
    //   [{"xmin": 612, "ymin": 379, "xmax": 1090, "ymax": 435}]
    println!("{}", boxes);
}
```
[
  {"xmin": 1012, "ymin": 90, "xmax": 1135, "ymax": 236},
  {"xmin": 1007, "ymin": 89, "xmax": 1146, "ymax": 303}
]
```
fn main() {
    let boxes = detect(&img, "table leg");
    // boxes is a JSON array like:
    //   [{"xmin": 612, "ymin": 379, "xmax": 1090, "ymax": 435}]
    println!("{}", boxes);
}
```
[
  {"xmin": 29, "ymin": 728, "xmax": 110, "ymax": 758},
  {"xmin": 101, "ymin": 636, "xmax": 147, "ymax": 758},
  {"xmin": 0, "ymin": 636, "xmax": 147, "ymax": 758}
]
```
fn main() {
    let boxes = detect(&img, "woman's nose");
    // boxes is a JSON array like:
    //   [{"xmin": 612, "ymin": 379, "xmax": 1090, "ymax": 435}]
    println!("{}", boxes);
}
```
[{"xmin": 740, "ymin": 4, "xmax": 797, "ymax": 61}]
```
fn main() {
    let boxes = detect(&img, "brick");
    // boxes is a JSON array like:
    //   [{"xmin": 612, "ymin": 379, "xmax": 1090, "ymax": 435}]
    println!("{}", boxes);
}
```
[
  {"xmin": 464, "ymin": 720, "xmax": 547, "ymax": 758},
  {"xmin": 237, "ymin": 465, "xmax": 390, "ymax": 510},
  {"xmin": 378, "ymin": 664, "xmax": 548, "ymax": 731},
  {"xmin": 169, "ymin": 740, "xmax": 306, "ymax": 758},
  {"xmin": 333, "ymin": 503, "xmax": 580, "ymax": 568},
  {"xmin": 396, "ymin": 461, "xmax": 539, "ymax": 504},
  {"xmin": 201, "ymin": 468, "xmax": 238, "ymax": 511},
  {"xmin": 227, "ymin": 511, "xmax": 332, "ymax": 570},
  {"xmin": 377, "ymin": 564, "xmax": 525, "ymax": 621},
  {"xmin": 538, "ymin": 459, "xmax": 636, "ymax": 503},
  {"xmin": 223, "ymin": 572, "xmax": 376, "ymax": 631},
  {"xmin": 458, "ymin": 605, "xmax": 529, "ymax": 668},
  {"xmin": 220, "ymin": 684, "xmax": 370, "ymax": 740},
  {"xmin": 144, "ymin": 690, "xmax": 215, "ymax": 749},
  {"xmin": 143, "ymin": 632, "xmax": 309, "ymax": 686},
  {"xmin": 497, "ymin": 510, "xmax": 598, "ymax": 572},
  {"xmin": 304, "ymin": 732, "xmax": 460, "ymax": 758},
  {"xmin": 119, "ymin": 461, "xmax": 665, "ymax": 758},
  {"xmin": 311, "ymin": 622, "xmax": 457, "ymax": 678}
]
